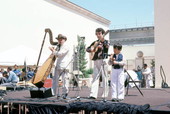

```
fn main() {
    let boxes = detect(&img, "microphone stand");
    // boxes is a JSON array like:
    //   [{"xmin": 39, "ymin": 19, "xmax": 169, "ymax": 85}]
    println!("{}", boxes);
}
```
[
  {"xmin": 56, "ymin": 55, "xmax": 75, "ymax": 100},
  {"xmin": 101, "ymin": 54, "xmax": 108, "ymax": 102},
  {"xmin": 67, "ymin": 39, "xmax": 88, "ymax": 102},
  {"xmin": 93, "ymin": 53, "xmax": 108, "ymax": 102},
  {"xmin": 69, "ymin": 42, "xmax": 82, "ymax": 102},
  {"xmin": 75, "ymin": 43, "xmax": 81, "ymax": 101}
]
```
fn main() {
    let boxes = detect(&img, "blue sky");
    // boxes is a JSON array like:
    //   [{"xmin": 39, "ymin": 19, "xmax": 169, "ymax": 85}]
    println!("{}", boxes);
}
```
[{"xmin": 68, "ymin": 0, "xmax": 154, "ymax": 29}]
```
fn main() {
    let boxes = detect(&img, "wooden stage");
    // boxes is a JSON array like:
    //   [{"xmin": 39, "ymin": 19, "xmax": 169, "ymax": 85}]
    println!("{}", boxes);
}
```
[{"xmin": 0, "ymin": 86, "xmax": 170, "ymax": 113}]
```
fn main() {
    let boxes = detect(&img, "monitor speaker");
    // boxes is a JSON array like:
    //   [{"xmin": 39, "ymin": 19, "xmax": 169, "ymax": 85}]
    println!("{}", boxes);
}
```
[{"xmin": 30, "ymin": 87, "xmax": 53, "ymax": 98}]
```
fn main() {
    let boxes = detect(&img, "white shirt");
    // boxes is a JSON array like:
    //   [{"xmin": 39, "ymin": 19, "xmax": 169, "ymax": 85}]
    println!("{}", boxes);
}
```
[
  {"xmin": 53, "ymin": 43, "xmax": 71, "ymax": 70},
  {"xmin": 0, "ymin": 72, "xmax": 3, "ymax": 77},
  {"xmin": 142, "ymin": 67, "xmax": 152, "ymax": 80}
]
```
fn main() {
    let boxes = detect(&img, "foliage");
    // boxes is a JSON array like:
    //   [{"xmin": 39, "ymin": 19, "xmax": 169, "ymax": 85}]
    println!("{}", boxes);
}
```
[
  {"xmin": 86, "ymin": 68, "xmax": 93, "ymax": 74},
  {"xmin": 150, "ymin": 59, "xmax": 155, "ymax": 67},
  {"xmin": 84, "ymin": 68, "xmax": 93, "ymax": 78},
  {"xmin": 76, "ymin": 36, "xmax": 88, "ymax": 77}
]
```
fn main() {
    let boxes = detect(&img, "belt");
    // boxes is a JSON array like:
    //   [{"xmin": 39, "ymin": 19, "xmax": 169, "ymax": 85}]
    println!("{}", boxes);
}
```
[{"xmin": 113, "ymin": 67, "xmax": 123, "ymax": 69}]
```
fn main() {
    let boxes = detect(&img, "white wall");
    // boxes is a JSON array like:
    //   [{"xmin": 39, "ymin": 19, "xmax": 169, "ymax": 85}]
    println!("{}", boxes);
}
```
[
  {"xmin": 119, "ymin": 44, "xmax": 154, "ymax": 70},
  {"xmin": 155, "ymin": 0, "xmax": 170, "ymax": 88},
  {"xmin": 122, "ymin": 44, "xmax": 155, "ymax": 60},
  {"xmin": 0, "ymin": 0, "xmax": 109, "ymax": 68}
]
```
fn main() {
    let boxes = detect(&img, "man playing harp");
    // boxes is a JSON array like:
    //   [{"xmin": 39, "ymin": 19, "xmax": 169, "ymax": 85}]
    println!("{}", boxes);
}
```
[{"xmin": 49, "ymin": 34, "xmax": 71, "ymax": 99}]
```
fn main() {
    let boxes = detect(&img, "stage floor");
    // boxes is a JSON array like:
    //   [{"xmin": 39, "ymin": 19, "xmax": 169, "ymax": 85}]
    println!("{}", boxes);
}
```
[{"xmin": 1, "ymin": 86, "xmax": 170, "ymax": 112}]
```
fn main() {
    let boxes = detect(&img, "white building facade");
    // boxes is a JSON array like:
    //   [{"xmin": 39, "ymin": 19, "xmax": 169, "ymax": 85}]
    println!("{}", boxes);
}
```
[
  {"xmin": 0, "ymin": 0, "xmax": 110, "ymax": 68},
  {"xmin": 155, "ymin": 0, "xmax": 170, "ymax": 88},
  {"xmin": 110, "ymin": 27, "xmax": 155, "ymax": 70}
]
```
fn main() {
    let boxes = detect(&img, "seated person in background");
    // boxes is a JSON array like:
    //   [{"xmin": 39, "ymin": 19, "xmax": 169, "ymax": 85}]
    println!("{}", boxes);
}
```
[
  {"xmin": 0, "ymin": 71, "xmax": 8, "ymax": 84},
  {"xmin": 0, "ymin": 68, "xmax": 5, "ymax": 77},
  {"xmin": 142, "ymin": 64, "xmax": 153, "ymax": 88},
  {"xmin": 20, "ymin": 67, "xmax": 35, "ymax": 81},
  {"xmin": 27, "ymin": 67, "xmax": 35, "ymax": 81},
  {"xmin": 20, "ymin": 68, "xmax": 27, "ymax": 81},
  {"xmin": 13, "ymin": 64, "xmax": 21, "ymax": 77},
  {"xmin": 6, "ymin": 67, "xmax": 19, "ymax": 83}
]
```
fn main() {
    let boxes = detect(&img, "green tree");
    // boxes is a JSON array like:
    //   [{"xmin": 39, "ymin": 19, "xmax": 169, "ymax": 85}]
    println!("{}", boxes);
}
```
[
  {"xmin": 150, "ymin": 59, "xmax": 155, "ymax": 67},
  {"xmin": 76, "ymin": 36, "xmax": 88, "ymax": 78}
]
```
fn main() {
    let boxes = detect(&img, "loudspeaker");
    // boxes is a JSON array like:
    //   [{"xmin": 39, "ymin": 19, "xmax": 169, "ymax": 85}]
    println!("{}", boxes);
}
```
[
  {"xmin": 30, "ymin": 87, "xmax": 53, "ymax": 98},
  {"xmin": 43, "ymin": 78, "xmax": 52, "ymax": 88}
]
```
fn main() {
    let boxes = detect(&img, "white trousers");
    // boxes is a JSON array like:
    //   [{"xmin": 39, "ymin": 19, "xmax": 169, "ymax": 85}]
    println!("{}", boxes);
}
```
[
  {"xmin": 90, "ymin": 59, "xmax": 109, "ymax": 98},
  {"xmin": 144, "ymin": 74, "xmax": 153, "ymax": 88},
  {"xmin": 52, "ymin": 68, "xmax": 70, "ymax": 95},
  {"xmin": 111, "ymin": 68, "xmax": 125, "ymax": 99}
]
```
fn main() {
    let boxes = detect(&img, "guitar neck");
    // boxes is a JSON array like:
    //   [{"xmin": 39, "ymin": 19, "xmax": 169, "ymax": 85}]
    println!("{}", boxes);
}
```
[{"xmin": 103, "ymin": 30, "xmax": 110, "ymax": 38}]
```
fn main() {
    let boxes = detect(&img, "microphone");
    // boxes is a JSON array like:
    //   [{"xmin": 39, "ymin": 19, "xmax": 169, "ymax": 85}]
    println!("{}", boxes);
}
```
[
  {"xmin": 103, "ymin": 53, "xmax": 111, "ymax": 58},
  {"xmin": 104, "ymin": 53, "xmax": 111, "ymax": 56},
  {"xmin": 74, "ymin": 46, "xmax": 78, "ymax": 54}
]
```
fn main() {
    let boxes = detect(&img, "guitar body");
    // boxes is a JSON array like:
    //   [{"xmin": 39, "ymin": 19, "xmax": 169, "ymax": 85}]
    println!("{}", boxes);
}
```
[
  {"xmin": 32, "ymin": 54, "xmax": 56, "ymax": 88},
  {"xmin": 90, "ymin": 41, "xmax": 100, "ymax": 60},
  {"xmin": 90, "ymin": 30, "xmax": 110, "ymax": 60}
]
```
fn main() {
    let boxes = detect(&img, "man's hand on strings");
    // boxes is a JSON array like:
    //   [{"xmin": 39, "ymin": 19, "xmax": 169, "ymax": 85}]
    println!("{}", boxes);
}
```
[{"xmin": 49, "ymin": 47, "xmax": 55, "ymax": 53}]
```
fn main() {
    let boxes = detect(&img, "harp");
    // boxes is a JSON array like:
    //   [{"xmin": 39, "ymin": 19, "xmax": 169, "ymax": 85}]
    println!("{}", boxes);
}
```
[{"xmin": 32, "ymin": 28, "xmax": 57, "ymax": 88}]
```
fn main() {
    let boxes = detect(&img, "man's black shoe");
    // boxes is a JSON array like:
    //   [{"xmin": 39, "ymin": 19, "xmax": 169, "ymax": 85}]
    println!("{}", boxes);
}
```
[
  {"xmin": 117, "ymin": 99, "xmax": 123, "ymax": 102},
  {"xmin": 62, "ymin": 93, "xmax": 68, "ymax": 99},
  {"xmin": 88, "ymin": 96, "xmax": 96, "ymax": 99},
  {"xmin": 111, "ymin": 98, "xmax": 118, "ymax": 102}
]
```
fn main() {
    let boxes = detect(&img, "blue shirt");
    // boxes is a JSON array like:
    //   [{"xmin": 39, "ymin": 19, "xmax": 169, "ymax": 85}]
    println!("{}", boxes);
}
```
[
  {"xmin": 136, "ymin": 71, "xmax": 143, "ymax": 80},
  {"xmin": 27, "ymin": 71, "xmax": 34, "ymax": 78},
  {"xmin": 112, "ymin": 53, "xmax": 123, "ymax": 69},
  {"xmin": 13, "ymin": 69, "xmax": 21, "ymax": 76},
  {"xmin": 7, "ymin": 71, "xmax": 19, "ymax": 83}
]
